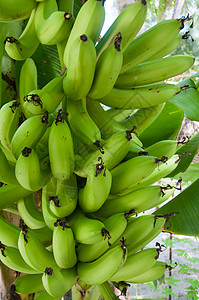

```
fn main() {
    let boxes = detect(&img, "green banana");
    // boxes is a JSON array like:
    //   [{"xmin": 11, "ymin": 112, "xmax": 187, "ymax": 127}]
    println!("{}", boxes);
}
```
[
  {"xmin": 66, "ymin": 97, "xmax": 102, "ymax": 146},
  {"xmin": 0, "ymin": 215, "xmax": 20, "ymax": 248},
  {"xmin": 0, "ymin": 184, "xmax": 32, "ymax": 209},
  {"xmin": 121, "ymin": 18, "xmax": 188, "ymax": 73},
  {"xmin": 35, "ymin": 0, "xmax": 74, "ymax": 45},
  {"xmin": 123, "ymin": 141, "xmax": 147, "ymax": 161},
  {"xmin": 96, "ymin": 0, "xmax": 147, "ymax": 58},
  {"xmin": 35, "ymin": 126, "xmax": 51, "ymax": 160},
  {"xmin": 0, "ymin": 242, "xmax": 41, "ymax": 274},
  {"xmin": 33, "ymin": 225, "xmax": 53, "ymax": 247},
  {"xmin": 116, "ymin": 55, "xmax": 195, "ymax": 88},
  {"xmin": 77, "ymin": 243, "xmax": 127, "ymax": 285},
  {"xmin": 11, "ymin": 113, "xmax": 52, "ymax": 159},
  {"xmin": 49, "ymin": 174, "xmax": 78, "ymax": 218},
  {"xmin": 57, "ymin": 0, "xmax": 74, "ymax": 15},
  {"xmin": 18, "ymin": 227, "xmax": 59, "ymax": 272},
  {"xmin": 63, "ymin": 0, "xmax": 105, "ymax": 66},
  {"xmin": 126, "ymin": 261, "xmax": 167, "ymax": 283},
  {"xmin": 34, "ymin": 290, "xmax": 62, "ymax": 300},
  {"xmin": 110, "ymin": 155, "xmax": 159, "ymax": 195},
  {"xmin": 15, "ymin": 147, "xmax": 52, "ymax": 192},
  {"xmin": 0, "ymin": 147, "xmax": 18, "ymax": 185},
  {"xmin": 0, "ymin": 100, "xmax": 21, "ymax": 152},
  {"xmin": 77, "ymin": 212, "xmax": 128, "ymax": 262},
  {"xmin": 63, "ymin": 34, "xmax": 96, "ymax": 100},
  {"xmin": 52, "ymin": 219, "xmax": 77, "ymax": 268},
  {"xmin": 42, "ymin": 267, "xmax": 77, "ymax": 298},
  {"xmin": 19, "ymin": 58, "xmax": 37, "ymax": 118},
  {"xmin": 0, "ymin": 0, "xmax": 37, "ymax": 22},
  {"xmin": 23, "ymin": 75, "xmax": 65, "ymax": 115},
  {"xmin": 4, "ymin": 8, "xmax": 40, "ymax": 60},
  {"xmin": 48, "ymin": 111, "xmax": 74, "ymax": 180},
  {"xmin": 11, "ymin": 274, "xmax": 43, "ymax": 295},
  {"xmin": 88, "ymin": 32, "xmax": 123, "ymax": 99},
  {"xmin": 106, "ymin": 108, "xmax": 134, "ymax": 123},
  {"xmin": 68, "ymin": 209, "xmax": 110, "ymax": 244},
  {"xmin": 98, "ymin": 84, "xmax": 180, "ymax": 109},
  {"xmin": 17, "ymin": 194, "xmax": 46, "ymax": 229},
  {"xmin": 110, "ymin": 247, "xmax": 160, "ymax": 282},
  {"xmin": 78, "ymin": 158, "xmax": 112, "ymax": 212},
  {"xmin": 145, "ymin": 139, "xmax": 178, "ymax": 159}
]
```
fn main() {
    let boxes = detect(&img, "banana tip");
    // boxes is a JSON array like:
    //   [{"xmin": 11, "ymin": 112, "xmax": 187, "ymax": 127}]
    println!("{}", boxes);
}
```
[{"xmin": 141, "ymin": 0, "xmax": 147, "ymax": 6}]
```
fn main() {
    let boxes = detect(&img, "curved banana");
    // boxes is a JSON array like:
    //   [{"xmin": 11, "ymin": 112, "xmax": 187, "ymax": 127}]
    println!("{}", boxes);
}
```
[
  {"xmin": 77, "ymin": 243, "xmax": 127, "ymax": 285},
  {"xmin": 11, "ymin": 274, "xmax": 43, "ymax": 295},
  {"xmin": 0, "ymin": 147, "xmax": 18, "ymax": 185},
  {"xmin": 23, "ymin": 75, "xmax": 65, "ymax": 115},
  {"xmin": 88, "ymin": 32, "xmax": 123, "ymax": 99},
  {"xmin": 11, "ymin": 113, "xmax": 51, "ymax": 159},
  {"xmin": 106, "ymin": 107, "xmax": 134, "ymax": 123},
  {"xmin": 110, "ymin": 247, "xmax": 159, "ymax": 282},
  {"xmin": 98, "ymin": 84, "xmax": 180, "ymax": 109},
  {"xmin": 0, "ymin": 242, "xmax": 41, "ymax": 274},
  {"xmin": 77, "ymin": 212, "xmax": 128, "ymax": 262},
  {"xmin": 0, "ymin": 0, "xmax": 37, "ymax": 22},
  {"xmin": 33, "ymin": 290, "xmax": 62, "ymax": 300},
  {"xmin": 68, "ymin": 209, "xmax": 110, "ymax": 244},
  {"xmin": 78, "ymin": 158, "xmax": 112, "ymax": 212},
  {"xmin": 66, "ymin": 97, "xmax": 102, "ymax": 146},
  {"xmin": 57, "ymin": 0, "xmax": 74, "ymax": 14},
  {"xmin": 0, "ymin": 215, "xmax": 20, "ymax": 248},
  {"xmin": 0, "ymin": 184, "xmax": 32, "ymax": 209},
  {"xmin": 63, "ymin": 34, "xmax": 96, "ymax": 100},
  {"xmin": 52, "ymin": 219, "xmax": 77, "ymax": 268},
  {"xmin": 18, "ymin": 228, "xmax": 59, "ymax": 272},
  {"xmin": 17, "ymin": 194, "xmax": 46, "ymax": 229},
  {"xmin": 4, "ymin": 8, "xmax": 40, "ymax": 60},
  {"xmin": 63, "ymin": 0, "xmax": 105, "ymax": 66},
  {"xmin": 145, "ymin": 139, "xmax": 178, "ymax": 160},
  {"xmin": 110, "ymin": 155, "xmax": 159, "ymax": 195},
  {"xmin": 121, "ymin": 18, "xmax": 187, "ymax": 73},
  {"xmin": 49, "ymin": 174, "xmax": 78, "ymax": 218},
  {"xmin": 0, "ymin": 100, "xmax": 21, "ymax": 152},
  {"xmin": 42, "ymin": 267, "xmax": 77, "ymax": 298},
  {"xmin": 15, "ymin": 147, "xmax": 51, "ymax": 192},
  {"xmin": 48, "ymin": 111, "xmax": 74, "ymax": 180},
  {"xmin": 96, "ymin": 0, "xmax": 147, "ymax": 58},
  {"xmin": 116, "ymin": 55, "xmax": 195, "ymax": 88},
  {"xmin": 35, "ymin": 0, "xmax": 74, "ymax": 45}
]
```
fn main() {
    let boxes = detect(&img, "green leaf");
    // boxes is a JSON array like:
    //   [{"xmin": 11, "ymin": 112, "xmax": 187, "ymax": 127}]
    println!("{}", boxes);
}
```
[
  {"xmin": 154, "ymin": 179, "xmax": 199, "ymax": 236},
  {"xmin": 169, "ymin": 132, "xmax": 199, "ymax": 177},
  {"xmin": 170, "ymin": 79, "xmax": 199, "ymax": 121},
  {"xmin": 171, "ymin": 163, "xmax": 199, "ymax": 183},
  {"xmin": 140, "ymin": 101, "xmax": 184, "ymax": 147},
  {"xmin": 74, "ymin": 0, "xmax": 83, "ymax": 17}
]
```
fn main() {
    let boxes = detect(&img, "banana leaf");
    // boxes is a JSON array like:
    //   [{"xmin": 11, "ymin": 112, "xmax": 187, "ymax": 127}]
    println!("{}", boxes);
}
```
[
  {"xmin": 172, "ymin": 163, "xmax": 199, "ymax": 183},
  {"xmin": 139, "ymin": 101, "xmax": 184, "ymax": 147},
  {"xmin": 154, "ymin": 178, "xmax": 199, "ymax": 236}
]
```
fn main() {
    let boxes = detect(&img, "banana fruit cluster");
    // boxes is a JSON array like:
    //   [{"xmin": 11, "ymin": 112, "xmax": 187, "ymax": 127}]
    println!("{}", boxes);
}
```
[{"xmin": 0, "ymin": 0, "xmax": 194, "ymax": 299}]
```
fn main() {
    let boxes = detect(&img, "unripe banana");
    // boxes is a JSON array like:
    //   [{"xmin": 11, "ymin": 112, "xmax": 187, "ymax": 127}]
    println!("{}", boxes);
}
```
[
  {"xmin": 68, "ymin": 209, "xmax": 110, "ymax": 244},
  {"xmin": 121, "ymin": 18, "xmax": 187, "ymax": 73},
  {"xmin": 0, "ymin": 100, "xmax": 21, "ymax": 151},
  {"xmin": 23, "ymin": 75, "xmax": 65, "ymax": 115},
  {"xmin": 0, "ymin": 242, "xmax": 41, "ymax": 274},
  {"xmin": 4, "ymin": 8, "xmax": 40, "ymax": 60},
  {"xmin": 17, "ymin": 194, "xmax": 46, "ymax": 229},
  {"xmin": 63, "ymin": 0, "xmax": 105, "ymax": 66},
  {"xmin": 96, "ymin": 0, "xmax": 147, "ymax": 58},
  {"xmin": 145, "ymin": 139, "xmax": 178, "ymax": 160},
  {"xmin": 11, "ymin": 274, "xmax": 43, "ymax": 295},
  {"xmin": 126, "ymin": 261, "xmax": 167, "ymax": 283},
  {"xmin": 63, "ymin": 34, "xmax": 96, "ymax": 100},
  {"xmin": 0, "ymin": 184, "xmax": 32, "ymax": 209},
  {"xmin": 77, "ymin": 243, "xmax": 127, "ymax": 285},
  {"xmin": 35, "ymin": 0, "xmax": 74, "ymax": 45},
  {"xmin": 0, "ymin": 215, "xmax": 20, "ymax": 248},
  {"xmin": 77, "ymin": 213, "xmax": 128, "ymax": 262},
  {"xmin": 42, "ymin": 267, "xmax": 77, "ymax": 298},
  {"xmin": 18, "ymin": 227, "xmax": 59, "ymax": 272},
  {"xmin": 48, "ymin": 111, "xmax": 74, "ymax": 180},
  {"xmin": 11, "ymin": 112, "xmax": 52, "ymax": 159},
  {"xmin": 123, "ymin": 141, "xmax": 147, "ymax": 161},
  {"xmin": 88, "ymin": 32, "xmax": 123, "ymax": 99},
  {"xmin": 49, "ymin": 174, "xmax": 78, "ymax": 218},
  {"xmin": 110, "ymin": 247, "xmax": 159, "ymax": 282},
  {"xmin": 15, "ymin": 147, "xmax": 51, "ymax": 192},
  {"xmin": 52, "ymin": 219, "xmax": 77, "ymax": 268},
  {"xmin": 110, "ymin": 155, "xmax": 159, "ymax": 195},
  {"xmin": 0, "ymin": 147, "xmax": 18, "ymax": 185},
  {"xmin": 78, "ymin": 158, "xmax": 112, "ymax": 212},
  {"xmin": 66, "ymin": 97, "xmax": 102, "ymax": 146},
  {"xmin": 116, "ymin": 55, "xmax": 195, "ymax": 88},
  {"xmin": 98, "ymin": 84, "xmax": 180, "ymax": 110},
  {"xmin": 0, "ymin": 0, "xmax": 37, "ymax": 22},
  {"xmin": 34, "ymin": 290, "xmax": 62, "ymax": 300},
  {"xmin": 33, "ymin": 225, "xmax": 53, "ymax": 247},
  {"xmin": 57, "ymin": 0, "xmax": 74, "ymax": 15}
]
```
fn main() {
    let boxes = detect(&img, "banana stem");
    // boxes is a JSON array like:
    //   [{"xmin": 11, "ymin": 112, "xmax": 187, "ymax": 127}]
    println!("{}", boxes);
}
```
[
  {"xmin": 72, "ymin": 279, "xmax": 92, "ymax": 300},
  {"xmin": 98, "ymin": 282, "xmax": 118, "ymax": 300}
]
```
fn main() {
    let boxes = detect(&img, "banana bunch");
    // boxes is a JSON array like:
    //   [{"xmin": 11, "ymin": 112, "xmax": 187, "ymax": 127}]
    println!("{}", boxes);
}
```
[{"xmin": 0, "ymin": 0, "xmax": 194, "ymax": 298}]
